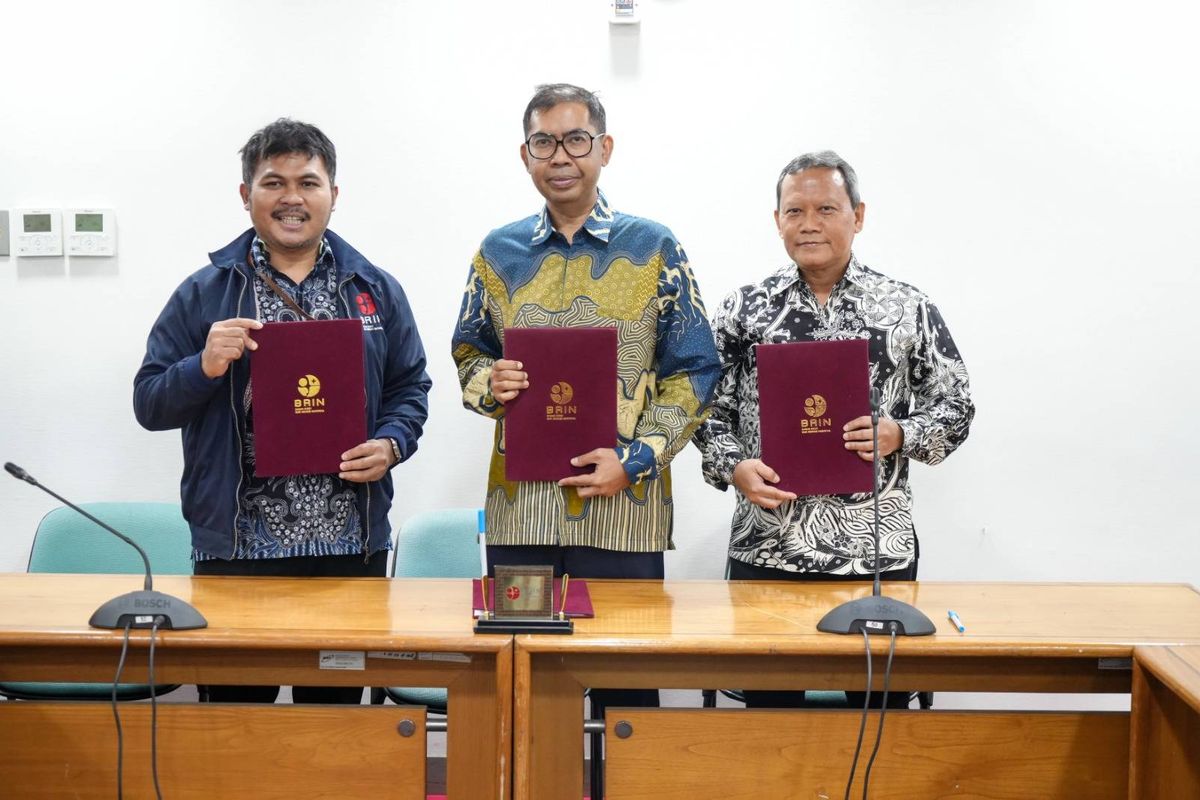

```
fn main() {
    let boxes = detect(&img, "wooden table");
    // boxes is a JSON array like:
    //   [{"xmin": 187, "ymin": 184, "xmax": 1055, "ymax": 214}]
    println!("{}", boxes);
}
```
[
  {"xmin": 0, "ymin": 574, "xmax": 511, "ymax": 799},
  {"xmin": 514, "ymin": 580, "xmax": 1200, "ymax": 799},
  {"xmin": 1131, "ymin": 645, "xmax": 1200, "ymax": 796}
]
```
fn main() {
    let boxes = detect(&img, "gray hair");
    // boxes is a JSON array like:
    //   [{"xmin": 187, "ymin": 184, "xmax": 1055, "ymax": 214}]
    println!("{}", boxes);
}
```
[
  {"xmin": 776, "ymin": 150, "xmax": 861, "ymax": 209},
  {"xmin": 522, "ymin": 84, "xmax": 607, "ymax": 136}
]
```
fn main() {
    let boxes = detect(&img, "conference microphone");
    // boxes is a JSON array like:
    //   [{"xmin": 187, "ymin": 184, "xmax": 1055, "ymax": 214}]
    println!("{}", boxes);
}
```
[
  {"xmin": 816, "ymin": 388, "xmax": 935, "ymax": 636},
  {"xmin": 869, "ymin": 386, "xmax": 882, "ymax": 597},
  {"xmin": 5, "ymin": 462, "xmax": 206, "ymax": 630}
]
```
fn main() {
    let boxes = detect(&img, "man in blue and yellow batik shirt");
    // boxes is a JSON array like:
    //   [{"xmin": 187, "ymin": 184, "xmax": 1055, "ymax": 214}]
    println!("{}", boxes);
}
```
[{"xmin": 452, "ymin": 84, "xmax": 719, "ymax": 713}]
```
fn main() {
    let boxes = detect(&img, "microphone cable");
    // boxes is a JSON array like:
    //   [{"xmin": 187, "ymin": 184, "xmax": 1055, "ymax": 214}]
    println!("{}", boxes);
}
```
[
  {"xmin": 148, "ymin": 616, "xmax": 165, "ymax": 800},
  {"xmin": 861, "ymin": 624, "xmax": 899, "ymax": 798},
  {"xmin": 843, "ymin": 628, "xmax": 873, "ymax": 800},
  {"xmin": 112, "ymin": 620, "xmax": 133, "ymax": 800}
]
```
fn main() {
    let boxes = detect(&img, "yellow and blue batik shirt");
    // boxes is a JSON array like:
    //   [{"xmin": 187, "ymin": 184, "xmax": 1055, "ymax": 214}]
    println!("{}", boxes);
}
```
[{"xmin": 452, "ymin": 191, "xmax": 720, "ymax": 552}]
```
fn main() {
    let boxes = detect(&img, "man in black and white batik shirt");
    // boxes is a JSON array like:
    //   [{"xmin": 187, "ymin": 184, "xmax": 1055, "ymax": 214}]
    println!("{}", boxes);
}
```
[{"xmin": 694, "ymin": 151, "xmax": 974, "ymax": 707}]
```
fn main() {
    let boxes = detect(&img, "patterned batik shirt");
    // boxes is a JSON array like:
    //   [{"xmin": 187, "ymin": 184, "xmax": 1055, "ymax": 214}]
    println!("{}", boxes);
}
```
[
  {"xmin": 693, "ymin": 255, "xmax": 974, "ymax": 575},
  {"xmin": 194, "ymin": 236, "xmax": 365, "ymax": 560},
  {"xmin": 452, "ymin": 191, "xmax": 720, "ymax": 552}
]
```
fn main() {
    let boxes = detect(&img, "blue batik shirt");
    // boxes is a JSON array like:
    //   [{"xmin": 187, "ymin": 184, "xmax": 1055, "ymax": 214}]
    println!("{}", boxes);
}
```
[{"xmin": 452, "ymin": 190, "xmax": 720, "ymax": 552}]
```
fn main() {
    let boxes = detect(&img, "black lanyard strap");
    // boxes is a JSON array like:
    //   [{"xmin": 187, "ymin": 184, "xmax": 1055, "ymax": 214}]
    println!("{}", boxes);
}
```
[{"xmin": 248, "ymin": 252, "xmax": 315, "ymax": 321}]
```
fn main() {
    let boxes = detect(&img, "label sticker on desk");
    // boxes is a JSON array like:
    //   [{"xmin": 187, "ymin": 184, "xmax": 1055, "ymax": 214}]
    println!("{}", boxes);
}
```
[
  {"xmin": 367, "ymin": 651, "xmax": 418, "ymax": 661},
  {"xmin": 418, "ymin": 652, "xmax": 472, "ymax": 664},
  {"xmin": 365, "ymin": 651, "xmax": 471, "ymax": 663},
  {"xmin": 318, "ymin": 650, "xmax": 365, "ymax": 670}
]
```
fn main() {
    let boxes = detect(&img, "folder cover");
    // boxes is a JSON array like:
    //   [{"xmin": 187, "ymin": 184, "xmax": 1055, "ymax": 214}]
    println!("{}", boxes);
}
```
[
  {"xmin": 756, "ymin": 339, "xmax": 872, "ymax": 496},
  {"xmin": 472, "ymin": 578, "xmax": 595, "ymax": 618},
  {"xmin": 503, "ymin": 327, "xmax": 618, "ymax": 482},
  {"xmin": 250, "ymin": 318, "xmax": 366, "ymax": 477}
]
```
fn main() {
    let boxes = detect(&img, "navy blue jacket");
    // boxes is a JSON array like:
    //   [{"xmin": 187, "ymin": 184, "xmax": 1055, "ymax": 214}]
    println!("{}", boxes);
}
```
[{"xmin": 134, "ymin": 229, "xmax": 431, "ymax": 559}]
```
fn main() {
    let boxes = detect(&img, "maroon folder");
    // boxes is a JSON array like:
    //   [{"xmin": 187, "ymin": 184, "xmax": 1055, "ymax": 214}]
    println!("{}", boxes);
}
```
[
  {"xmin": 250, "ymin": 318, "xmax": 366, "ymax": 477},
  {"xmin": 471, "ymin": 578, "xmax": 595, "ymax": 618},
  {"xmin": 756, "ymin": 339, "xmax": 872, "ymax": 496},
  {"xmin": 502, "ymin": 327, "xmax": 618, "ymax": 482}
]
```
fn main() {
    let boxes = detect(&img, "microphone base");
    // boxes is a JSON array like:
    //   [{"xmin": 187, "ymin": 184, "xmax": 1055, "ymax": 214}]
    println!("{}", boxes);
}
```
[
  {"xmin": 89, "ymin": 590, "xmax": 208, "ymax": 630},
  {"xmin": 817, "ymin": 594, "xmax": 936, "ymax": 636}
]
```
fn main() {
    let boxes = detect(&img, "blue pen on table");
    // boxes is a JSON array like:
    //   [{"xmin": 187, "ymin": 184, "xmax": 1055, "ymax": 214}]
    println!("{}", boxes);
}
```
[{"xmin": 947, "ymin": 610, "xmax": 966, "ymax": 633}]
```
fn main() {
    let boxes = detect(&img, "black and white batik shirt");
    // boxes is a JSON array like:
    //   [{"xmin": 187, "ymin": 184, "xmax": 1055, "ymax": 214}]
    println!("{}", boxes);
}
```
[{"xmin": 693, "ymin": 255, "xmax": 974, "ymax": 576}]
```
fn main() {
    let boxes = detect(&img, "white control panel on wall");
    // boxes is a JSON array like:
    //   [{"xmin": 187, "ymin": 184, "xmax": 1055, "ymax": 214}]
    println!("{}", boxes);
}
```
[
  {"xmin": 13, "ymin": 209, "xmax": 62, "ymax": 256},
  {"xmin": 66, "ymin": 208, "xmax": 116, "ymax": 256},
  {"xmin": 611, "ymin": 0, "xmax": 639, "ymax": 24}
]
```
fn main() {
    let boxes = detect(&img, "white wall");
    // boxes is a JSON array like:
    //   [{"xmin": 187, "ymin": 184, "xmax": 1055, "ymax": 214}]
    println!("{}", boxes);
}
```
[{"xmin": 1, "ymin": 0, "xmax": 1197, "ymax": 585}]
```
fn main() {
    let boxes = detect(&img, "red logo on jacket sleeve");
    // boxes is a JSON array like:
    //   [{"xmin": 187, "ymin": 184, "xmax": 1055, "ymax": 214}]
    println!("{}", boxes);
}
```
[{"xmin": 355, "ymin": 292, "xmax": 377, "ymax": 316}]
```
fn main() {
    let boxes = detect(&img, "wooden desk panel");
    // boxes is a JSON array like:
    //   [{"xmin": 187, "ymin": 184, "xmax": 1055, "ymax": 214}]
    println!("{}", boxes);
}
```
[
  {"xmin": 1130, "ymin": 645, "xmax": 1200, "ymax": 798},
  {"xmin": 515, "ymin": 580, "xmax": 1200, "ymax": 799},
  {"xmin": 0, "ymin": 574, "xmax": 511, "ymax": 800},
  {"xmin": 605, "ymin": 709, "xmax": 1130, "ymax": 800},
  {"xmin": 0, "ymin": 703, "xmax": 427, "ymax": 799}
]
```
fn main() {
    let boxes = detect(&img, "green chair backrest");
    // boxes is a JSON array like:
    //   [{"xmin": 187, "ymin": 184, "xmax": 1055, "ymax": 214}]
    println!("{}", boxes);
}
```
[
  {"xmin": 392, "ymin": 509, "xmax": 482, "ymax": 578},
  {"xmin": 28, "ymin": 502, "xmax": 193, "ymax": 575}
]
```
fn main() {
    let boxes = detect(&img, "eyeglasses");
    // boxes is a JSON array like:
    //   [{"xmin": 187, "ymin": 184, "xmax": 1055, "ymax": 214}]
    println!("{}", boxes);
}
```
[{"xmin": 525, "ymin": 129, "xmax": 604, "ymax": 160}]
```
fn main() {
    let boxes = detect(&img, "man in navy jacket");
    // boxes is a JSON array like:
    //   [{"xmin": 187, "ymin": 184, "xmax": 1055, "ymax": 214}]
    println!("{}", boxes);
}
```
[{"xmin": 134, "ymin": 119, "xmax": 430, "ymax": 703}]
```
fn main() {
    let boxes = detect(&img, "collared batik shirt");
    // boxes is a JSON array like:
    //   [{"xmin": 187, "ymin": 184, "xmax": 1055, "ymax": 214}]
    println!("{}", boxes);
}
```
[
  {"xmin": 195, "ymin": 236, "xmax": 364, "ymax": 561},
  {"xmin": 452, "ymin": 191, "xmax": 720, "ymax": 552},
  {"xmin": 693, "ymin": 255, "xmax": 974, "ymax": 575}
]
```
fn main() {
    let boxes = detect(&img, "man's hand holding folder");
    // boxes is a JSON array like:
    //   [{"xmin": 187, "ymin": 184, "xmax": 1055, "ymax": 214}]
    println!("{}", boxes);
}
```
[
  {"xmin": 490, "ymin": 358, "xmax": 529, "ymax": 404},
  {"xmin": 732, "ymin": 459, "xmax": 797, "ymax": 510},
  {"xmin": 558, "ymin": 449, "xmax": 630, "ymax": 498},
  {"xmin": 201, "ymin": 317, "xmax": 262, "ymax": 378}
]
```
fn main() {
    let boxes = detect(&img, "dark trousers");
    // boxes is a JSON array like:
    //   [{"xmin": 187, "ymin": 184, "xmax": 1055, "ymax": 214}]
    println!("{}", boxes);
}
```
[
  {"xmin": 728, "ymin": 557, "xmax": 919, "ymax": 710},
  {"xmin": 194, "ymin": 551, "xmax": 388, "ymax": 704},
  {"xmin": 488, "ymin": 545, "xmax": 663, "ymax": 712}
]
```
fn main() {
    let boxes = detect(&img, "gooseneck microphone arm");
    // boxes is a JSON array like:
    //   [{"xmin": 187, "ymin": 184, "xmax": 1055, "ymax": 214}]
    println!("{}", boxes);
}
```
[
  {"xmin": 5, "ymin": 461, "xmax": 206, "ymax": 630},
  {"xmin": 869, "ymin": 387, "xmax": 882, "ymax": 599},
  {"xmin": 816, "ymin": 386, "xmax": 936, "ymax": 636},
  {"xmin": 6, "ymin": 462, "xmax": 153, "ymax": 592}
]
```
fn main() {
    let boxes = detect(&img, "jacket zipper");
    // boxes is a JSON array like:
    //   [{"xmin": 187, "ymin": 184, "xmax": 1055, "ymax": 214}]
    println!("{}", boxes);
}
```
[
  {"xmin": 337, "ymin": 275, "xmax": 373, "ymax": 565},
  {"xmin": 229, "ymin": 267, "xmax": 250, "ymax": 556}
]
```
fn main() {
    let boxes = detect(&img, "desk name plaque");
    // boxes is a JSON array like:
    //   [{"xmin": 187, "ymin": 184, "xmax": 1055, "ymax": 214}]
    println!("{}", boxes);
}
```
[{"xmin": 474, "ymin": 566, "xmax": 574, "ymax": 634}]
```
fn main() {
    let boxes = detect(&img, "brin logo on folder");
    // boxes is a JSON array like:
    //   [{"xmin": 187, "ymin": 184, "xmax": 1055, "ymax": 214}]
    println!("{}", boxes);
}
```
[
  {"xmin": 295, "ymin": 374, "xmax": 324, "ymax": 413},
  {"xmin": 250, "ymin": 319, "xmax": 366, "ymax": 477},
  {"xmin": 756, "ymin": 339, "xmax": 873, "ymax": 496},
  {"xmin": 502, "ymin": 327, "xmax": 618, "ymax": 482},
  {"xmin": 547, "ymin": 382, "xmax": 576, "ymax": 420}
]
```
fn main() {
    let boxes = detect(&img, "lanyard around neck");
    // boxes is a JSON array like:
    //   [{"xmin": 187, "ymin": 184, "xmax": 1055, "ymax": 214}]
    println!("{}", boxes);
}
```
[{"xmin": 247, "ymin": 252, "xmax": 315, "ymax": 321}]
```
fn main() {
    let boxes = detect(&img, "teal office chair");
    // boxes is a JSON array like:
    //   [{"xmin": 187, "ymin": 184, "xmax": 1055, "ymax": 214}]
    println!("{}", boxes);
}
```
[
  {"xmin": 0, "ymin": 502, "xmax": 193, "ymax": 701},
  {"xmin": 375, "ymin": 508, "xmax": 482, "ymax": 710}
]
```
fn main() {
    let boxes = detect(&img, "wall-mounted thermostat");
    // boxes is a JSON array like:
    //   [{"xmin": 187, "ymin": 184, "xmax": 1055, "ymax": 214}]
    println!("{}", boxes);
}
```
[
  {"xmin": 13, "ymin": 209, "xmax": 63, "ymax": 257},
  {"xmin": 66, "ymin": 208, "xmax": 116, "ymax": 256}
]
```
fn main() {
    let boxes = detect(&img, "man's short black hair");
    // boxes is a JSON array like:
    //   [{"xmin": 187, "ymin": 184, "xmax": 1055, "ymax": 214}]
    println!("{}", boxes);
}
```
[
  {"xmin": 522, "ymin": 84, "xmax": 607, "ymax": 137},
  {"xmin": 239, "ymin": 118, "xmax": 337, "ymax": 186}
]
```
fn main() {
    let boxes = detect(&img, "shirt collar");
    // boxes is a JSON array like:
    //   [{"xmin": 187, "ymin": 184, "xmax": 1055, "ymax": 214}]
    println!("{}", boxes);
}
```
[
  {"xmin": 531, "ymin": 189, "xmax": 615, "ymax": 245},
  {"xmin": 250, "ymin": 235, "xmax": 334, "ymax": 280},
  {"xmin": 768, "ymin": 253, "xmax": 867, "ymax": 299}
]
